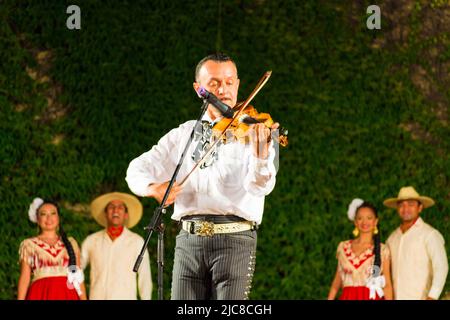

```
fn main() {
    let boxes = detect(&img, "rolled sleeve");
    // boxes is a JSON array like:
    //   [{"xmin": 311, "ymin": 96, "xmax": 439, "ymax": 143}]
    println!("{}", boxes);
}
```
[
  {"xmin": 243, "ymin": 148, "xmax": 277, "ymax": 197},
  {"xmin": 126, "ymin": 124, "xmax": 192, "ymax": 196},
  {"xmin": 126, "ymin": 154, "xmax": 160, "ymax": 197}
]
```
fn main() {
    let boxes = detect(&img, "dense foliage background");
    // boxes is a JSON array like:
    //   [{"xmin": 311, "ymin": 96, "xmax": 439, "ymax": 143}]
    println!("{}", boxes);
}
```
[{"xmin": 1, "ymin": 0, "xmax": 449, "ymax": 299}]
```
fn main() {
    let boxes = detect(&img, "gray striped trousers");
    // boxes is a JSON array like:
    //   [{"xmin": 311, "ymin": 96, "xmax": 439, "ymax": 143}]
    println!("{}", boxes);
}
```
[{"xmin": 171, "ymin": 229, "xmax": 257, "ymax": 300}]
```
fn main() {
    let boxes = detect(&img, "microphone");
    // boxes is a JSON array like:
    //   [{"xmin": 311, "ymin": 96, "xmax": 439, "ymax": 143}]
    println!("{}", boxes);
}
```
[{"xmin": 196, "ymin": 86, "xmax": 234, "ymax": 118}]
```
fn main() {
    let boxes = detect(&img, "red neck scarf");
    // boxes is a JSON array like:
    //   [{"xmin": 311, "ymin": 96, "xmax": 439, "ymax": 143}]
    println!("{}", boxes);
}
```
[{"xmin": 107, "ymin": 226, "xmax": 124, "ymax": 241}]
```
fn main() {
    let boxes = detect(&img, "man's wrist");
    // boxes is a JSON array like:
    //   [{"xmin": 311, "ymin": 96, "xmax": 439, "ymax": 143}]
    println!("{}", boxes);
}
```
[{"xmin": 146, "ymin": 184, "xmax": 155, "ymax": 197}]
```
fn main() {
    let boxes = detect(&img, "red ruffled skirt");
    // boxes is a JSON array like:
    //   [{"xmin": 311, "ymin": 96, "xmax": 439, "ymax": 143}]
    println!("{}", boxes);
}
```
[
  {"xmin": 26, "ymin": 276, "xmax": 80, "ymax": 300},
  {"xmin": 339, "ymin": 286, "xmax": 384, "ymax": 300}
]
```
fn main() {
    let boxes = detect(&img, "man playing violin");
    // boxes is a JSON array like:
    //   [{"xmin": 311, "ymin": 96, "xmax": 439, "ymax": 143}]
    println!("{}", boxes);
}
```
[{"xmin": 126, "ymin": 52, "xmax": 279, "ymax": 300}]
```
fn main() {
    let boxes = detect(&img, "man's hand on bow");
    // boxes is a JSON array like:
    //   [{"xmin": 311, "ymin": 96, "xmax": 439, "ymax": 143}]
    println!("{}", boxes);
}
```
[{"xmin": 147, "ymin": 181, "xmax": 183, "ymax": 206}]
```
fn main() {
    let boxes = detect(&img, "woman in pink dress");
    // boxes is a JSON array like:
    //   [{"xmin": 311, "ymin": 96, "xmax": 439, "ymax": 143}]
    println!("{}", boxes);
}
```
[
  {"xmin": 328, "ymin": 199, "xmax": 393, "ymax": 300},
  {"xmin": 17, "ymin": 198, "xmax": 86, "ymax": 300}
]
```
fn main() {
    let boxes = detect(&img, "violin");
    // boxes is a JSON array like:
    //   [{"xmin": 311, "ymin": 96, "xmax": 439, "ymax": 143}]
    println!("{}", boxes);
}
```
[
  {"xmin": 211, "ymin": 103, "xmax": 289, "ymax": 147},
  {"xmin": 180, "ymin": 70, "xmax": 285, "ymax": 186}
]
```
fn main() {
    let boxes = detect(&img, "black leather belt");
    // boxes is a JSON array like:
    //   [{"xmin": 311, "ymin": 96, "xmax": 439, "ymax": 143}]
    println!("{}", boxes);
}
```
[{"xmin": 181, "ymin": 214, "xmax": 247, "ymax": 223}]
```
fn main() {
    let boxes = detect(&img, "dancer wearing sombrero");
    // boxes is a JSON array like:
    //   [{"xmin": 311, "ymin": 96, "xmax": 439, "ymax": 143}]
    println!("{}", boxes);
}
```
[
  {"xmin": 81, "ymin": 192, "xmax": 152, "ymax": 299},
  {"xmin": 384, "ymin": 186, "xmax": 448, "ymax": 300}
]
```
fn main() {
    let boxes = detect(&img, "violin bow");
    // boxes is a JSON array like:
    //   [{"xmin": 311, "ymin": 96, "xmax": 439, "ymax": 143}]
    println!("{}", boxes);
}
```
[{"xmin": 179, "ymin": 71, "xmax": 272, "ymax": 187}]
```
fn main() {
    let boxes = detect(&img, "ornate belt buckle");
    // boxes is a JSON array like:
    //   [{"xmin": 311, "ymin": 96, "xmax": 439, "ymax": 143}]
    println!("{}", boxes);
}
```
[{"xmin": 195, "ymin": 221, "xmax": 215, "ymax": 237}]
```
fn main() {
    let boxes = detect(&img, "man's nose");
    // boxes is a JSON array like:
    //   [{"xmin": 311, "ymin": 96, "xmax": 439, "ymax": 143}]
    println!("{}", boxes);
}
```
[
  {"xmin": 216, "ymin": 80, "xmax": 228, "ymax": 95},
  {"xmin": 217, "ymin": 84, "xmax": 225, "ymax": 95}
]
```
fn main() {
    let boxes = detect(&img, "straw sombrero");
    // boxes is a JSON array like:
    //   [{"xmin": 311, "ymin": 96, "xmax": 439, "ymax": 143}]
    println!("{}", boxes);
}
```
[
  {"xmin": 383, "ymin": 186, "xmax": 435, "ymax": 209},
  {"xmin": 90, "ymin": 192, "xmax": 143, "ymax": 228}
]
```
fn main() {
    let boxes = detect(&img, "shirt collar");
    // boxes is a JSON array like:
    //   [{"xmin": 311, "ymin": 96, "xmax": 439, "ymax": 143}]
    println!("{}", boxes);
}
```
[
  {"xmin": 397, "ymin": 216, "xmax": 424, "ymax": 235},
  {"xmin": 414, "ymin": 216, "xmax": 424, "ymax": 227}
]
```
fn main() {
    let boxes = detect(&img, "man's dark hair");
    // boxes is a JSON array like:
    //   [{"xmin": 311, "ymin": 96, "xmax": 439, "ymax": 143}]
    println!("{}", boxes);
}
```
[{"xmin": 195, "ymin": 52, "xmax": 237, "ymax": 81}]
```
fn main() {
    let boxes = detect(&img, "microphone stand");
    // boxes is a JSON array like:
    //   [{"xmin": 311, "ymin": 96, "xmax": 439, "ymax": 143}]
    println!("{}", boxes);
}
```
[{"xmin": 133, "ymin": 100, "xmax": 210, "ymax": 300}]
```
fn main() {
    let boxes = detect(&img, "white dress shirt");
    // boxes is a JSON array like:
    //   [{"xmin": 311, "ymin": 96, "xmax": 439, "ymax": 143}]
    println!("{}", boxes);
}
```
[
  {"xmin": 125, "ymin": 115, "xmax": 277, "ymax": 225},
  {"xmin": 81, "ymin": 228, "xmax": 152, "ymax": 300},
  {"xmin": 387, "ymin": 217, "xmax": 448, "ymax": 300}
]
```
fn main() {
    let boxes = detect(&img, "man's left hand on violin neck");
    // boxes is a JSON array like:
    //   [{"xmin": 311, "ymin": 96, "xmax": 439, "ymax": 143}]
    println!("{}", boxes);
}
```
[{"xmin": 249, "ymin": 122, "xmax": 279, "ymax": 159}]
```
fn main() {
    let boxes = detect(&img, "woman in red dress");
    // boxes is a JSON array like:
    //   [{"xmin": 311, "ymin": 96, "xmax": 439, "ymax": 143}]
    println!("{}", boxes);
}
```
[
  {"xmin": 17, "ymin": 198, "xmax": 87, "ymax": 300},
  {"xmin": 328, "ymin": 199, "xmax": 393, "ymax": 300}
]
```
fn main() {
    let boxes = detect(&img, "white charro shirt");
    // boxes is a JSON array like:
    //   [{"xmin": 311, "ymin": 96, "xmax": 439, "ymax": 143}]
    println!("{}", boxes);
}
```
[
  {"xmin": 81, "ymin": 228, "xmax": 152, "ymax": 300},
  {"xmin": 387, "ymin": 217, "xmax": 448, "ymax": 300},
  {"xmin": 125, "ymin": 115, "xmax": 277, "ymax": 225}
]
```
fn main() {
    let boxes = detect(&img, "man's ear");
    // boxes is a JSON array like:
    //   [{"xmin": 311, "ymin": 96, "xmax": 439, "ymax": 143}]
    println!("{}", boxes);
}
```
[
  {"xmin": 418, "ymin": 202, "xmax": 424, "ymax": 213},
  {"xmin": 193, "ymin": 82, "xmax": 200, "ymax": 93}
]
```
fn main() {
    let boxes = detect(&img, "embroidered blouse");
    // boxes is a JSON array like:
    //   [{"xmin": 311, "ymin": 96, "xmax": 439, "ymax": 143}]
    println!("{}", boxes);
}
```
[
  {"xmin": 336, "ymin": 240, "xmax": 390, "ymax": 287},
  {"xmin": 19, "ymin": 236, "xmax": 80, "ymax": 282}
]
